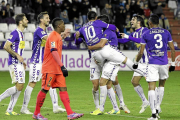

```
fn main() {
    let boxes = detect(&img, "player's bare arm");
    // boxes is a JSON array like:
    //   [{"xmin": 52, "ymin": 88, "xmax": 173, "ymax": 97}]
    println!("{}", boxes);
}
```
[
  {"xmin": 61, "ymin": 28, "xmax": 71, "ymax": 39},
  {"xmin": 168, "ymin": 41, "xmax": 175, "ymax": 62},
  {"xmin": 75, "ymin": 31, "xmax": 80, "ymax": 39},
  {"xmin": 4, "ymin": 41, "xmax": 24, "ymax": 63},
  {"xmin": 42, "ymin": 35, "xmax": 48, "ymax": 40},
  {"xmin": 88, "ymin": 39, "xmax": 108, "ymax": 50},
  {"xmin": 136, "ymin": 44, "xmax": 146, "ymax": 63}
]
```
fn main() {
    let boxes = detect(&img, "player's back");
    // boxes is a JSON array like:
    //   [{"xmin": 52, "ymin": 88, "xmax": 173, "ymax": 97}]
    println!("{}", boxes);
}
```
[
  {"xmin": 42, "ymin": 31, "xmax": 62, "ymax": 74},
  {"xmin": 79, "ymin": 20, "xmax": 110, "ymax": 46},
  {"xmin": 142, "ymin": 27, "xmax": 172, "ymax": 65},
  {"xmin": 103, "ymin": 29, "xmax": 118, "ymax": 47}
]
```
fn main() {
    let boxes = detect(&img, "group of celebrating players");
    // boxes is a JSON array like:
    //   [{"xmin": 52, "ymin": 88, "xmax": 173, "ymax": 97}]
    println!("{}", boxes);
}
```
[{"xmin": 0, "ymin": 9, "xmax": 176, "ymax": 120}]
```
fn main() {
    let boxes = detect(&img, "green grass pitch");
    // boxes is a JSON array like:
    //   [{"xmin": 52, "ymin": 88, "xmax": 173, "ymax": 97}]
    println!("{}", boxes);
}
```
[{"xmin": 0, "ymin": 71, "xmax": 179, "ymax": 120}]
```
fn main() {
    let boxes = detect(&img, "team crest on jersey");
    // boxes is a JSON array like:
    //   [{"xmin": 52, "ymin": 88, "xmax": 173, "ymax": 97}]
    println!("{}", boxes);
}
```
[
  {"xmin": 91, "ymin": 74, "xmax": 94, "ymax": 78},
  {"xmin": 20, "ymin": 78, "xmax": 23, "ymax": 82},
  {"xmin": 9, "ymin": 35, "xmax": 13, "ymax": 39},
  {"xmin": 41, "ymin": 31, "xmax": 46, "ymax": 35},
  {"xmin": 51, "ymin": 42, "xmax": 55, "ymax": 48}
]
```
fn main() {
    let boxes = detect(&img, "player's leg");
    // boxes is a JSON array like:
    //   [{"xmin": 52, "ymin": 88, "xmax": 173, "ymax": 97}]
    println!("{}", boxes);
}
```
[
  {"xmin": 33, "ymin": 73, "xmax": 56, "ymax": 120},
  {"xmin": 113, "ymin": 77, "xmax": 130, "ymax": 113},
  {"xmin": 106, "ymin": 80, "xmax": 120, "ymax": 114},
  {"xmin": 49, "ymin": 87, "xmax": 66, "ymax": 113},
  {"xmin": 132, "ymin": 73, "xmax": 149, "ymax": 114},
  {"xmin": 5, "ymin": 64, "xmax": 25, "ymax": 115},
  {"xmin": 55, "ymin": 74, "xmax": 84, "ymax": 119},
  {"xmin": 90, "ymin": 58, "xmax": 102, "ymax": 110},
  {"xmin": 147, "ymin": 64, "xmax": 159, "ymax": 120},
  {"xmin": 21, "ymin": 63, "xmax": 41, "ymax": 114},
  {"xmin": 156, "ymin": 64, "xmax": 169, "ymax": 115}
]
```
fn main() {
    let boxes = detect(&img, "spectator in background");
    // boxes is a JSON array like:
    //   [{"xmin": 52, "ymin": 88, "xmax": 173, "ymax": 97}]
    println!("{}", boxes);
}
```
[
  {"xmin": 141, "ymin": 14, "xmax": 148, "ymax": 27},
  {"xmin": 130, "ymin": 0, "xmax": 136, "ymax": 17},
  {"xmin": 119, "ymin": 0, "xmax": 125, "ymax": 8},
  {"xmin": 135, "ymin": 0, "xmax": 144, "ymax": 15},
  {"xmin": 22, "ymin": 4, "xmax": 31, "ymax": 23},
  {"xmin": 81, "ymin": 0, "xmax": 91, "ymax": 25},
  {"xmin": 125, "ymin": 4, "xmax": 131, "ymax": 16},
  {"xmin": 143, "ymin": 4, "xmax": 150, "ymax": 18},
  {"xmin": 111, "ymin": 0, "xmax": 119, "ymax": 12},
  {"xmin": 60, "ymin": 10, "xmax": 70, "ymax": 24},
  {"xmin": 4, "ymin": 3, "xmax": 15, "ymax": 24},
  {"xmin": 0, "ymin": 1, "xmax": 6, "ymax": 23},
  {"xmin": 115, "ymin": 5, "xmax": 126, "ymax": 32},
  {"xmin": 69, "ymin": 5, "xmax": 80, "ymax": 25},
  {"xmin": 101, "ymin": 3, "xmax": 113, "ymax": 23},
  {"xmin": 175, "ymin": 0, "xmax": 180, "ymax": 19},
  {"xmin": 148, "ymin": 0, "xmax": 164, "ymax": 17},
  {"xmin": 0, "ymin": 0, "xmax": 6, "ymax": 10},
  {"xmin": 34, "ymin": 0, "xmax": 42, "ymax": 21},
  {"xmin": 42, "ymin": 0, "xmax": 54, "ymax": 20},
  {"xmin": 99, "ymin": 0, "xmax": 108, "ymax": 10},
  {"xmin": 159, "ymin": 13, "xmax": 171, "ymax": 32}
]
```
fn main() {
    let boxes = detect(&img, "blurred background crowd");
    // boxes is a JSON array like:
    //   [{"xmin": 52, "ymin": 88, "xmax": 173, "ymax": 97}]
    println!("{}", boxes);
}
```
[{"xmin": 0, "ymin": 0, "xmax": 180, "ymax": 50}]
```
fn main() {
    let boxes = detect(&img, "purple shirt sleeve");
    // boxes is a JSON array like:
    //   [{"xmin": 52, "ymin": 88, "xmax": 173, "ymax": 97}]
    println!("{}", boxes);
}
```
[
  {"xmin": 129, "ymin": 36, "xmax": 141, "ymax": 43},
  {"xmin": 118, "ymin": 38, "xmax": 130, "ymax": 43},
  {"xmin": 7, "ymin": 31, "xmax": 17, "ymax": 43},
  {"xmin": 75, "ymin": 37, "xmax": 83, "ymax": 45},
  {"xmin": 167, "ymin": 30, "xmax": 173, "ymax": 42},
  {"xmin": 141, "ymin": 33, "xmax": 146, "ymax": 44},
  {"xmin": 37, "ymin": 29, "xmax": 47, "ymax": 39},
  {"xmin": 96, "ymin": 20, "xmax": 116, "ymax": 31}
]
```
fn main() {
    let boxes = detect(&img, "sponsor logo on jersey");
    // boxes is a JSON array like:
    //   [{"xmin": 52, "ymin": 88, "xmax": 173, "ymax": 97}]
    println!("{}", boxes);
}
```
[
  {"xmin": 41, "ymin": 31, "xmax": 46, "ymax": 35},
  {"xmin": 51, "ymin": 42, "xmax": 55, "ymax": 48}
]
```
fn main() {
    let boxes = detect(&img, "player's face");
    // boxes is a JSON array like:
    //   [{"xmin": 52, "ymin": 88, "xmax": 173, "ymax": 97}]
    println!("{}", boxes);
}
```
[
  {"xmin": 22, "ymin": 16, "xmax": 29, "ymax": 28},
  {"xmin": 131, "ymin": 17, "xmax": 138, "ymax": 28},
  {"xmin": 148, "ymin": 20, "xmax": 153, "ymax": 28},
  {"xmin": 60, "ymin": 22, "xmax": 65, "ymax": 32},
  {"xmin": 42, "ymin": 14, "xmax": 50, "ymax": 27}
]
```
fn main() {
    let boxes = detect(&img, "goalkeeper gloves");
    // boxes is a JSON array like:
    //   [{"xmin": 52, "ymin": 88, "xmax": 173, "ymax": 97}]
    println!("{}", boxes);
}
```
[
  {"xmin": 61, "ymin": 65, "xmax": 68, "ymax": 77},
  {"xmin": 169, "ymin": 62, "xmax": 175, "ymax": 72}
]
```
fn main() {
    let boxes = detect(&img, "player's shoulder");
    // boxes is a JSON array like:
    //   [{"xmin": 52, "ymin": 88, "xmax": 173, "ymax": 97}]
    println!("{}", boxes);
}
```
[
  {"xmin": 143, "ymin": 27, "xmax": 149, "ymax": 31},
  {"xmin": 35, "ymin": 27, "xmax": 46, "ymax": 33}
]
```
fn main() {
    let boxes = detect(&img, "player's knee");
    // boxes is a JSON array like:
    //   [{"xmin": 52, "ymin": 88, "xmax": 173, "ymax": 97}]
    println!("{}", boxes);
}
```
[
  {"xmin": 16, "ymin": 83, "xmax": 24, "ymax": 91},
  {"xmin": 28, "ymin": 82, "xmax": 36, "ymax": 88},
  {"xmin": 131, "ymin": 80, "xmax": 139, "ymax": 87},
  {"xmin": 59, "ymin": 87, "xmax": 67, "ymax": 91}
]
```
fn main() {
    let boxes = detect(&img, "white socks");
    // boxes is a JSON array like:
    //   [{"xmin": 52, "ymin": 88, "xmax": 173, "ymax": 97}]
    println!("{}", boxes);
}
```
[
  {"xmin": 49, "ymin": 87, "xmax": 59, "ymax": 110},
  {"xmin": 107, "ymin": 88, "xmax": 119, "ymax": 111},
  {"xmin": 114, "ymin": 84, "xmax": 125, "ymax": 106},
  {"xmin": 92, "ymin": 89, "xmax": 99, "ymax": 109},
  {"xmin": 134, "ymin": 85, "xmax": 148, "ymax": 103},
  {"xmin": 7, "ymin": 90, "xmax": 21, "ymax": 112},
  {"xmin": 0, "ymin": 86, "xmax": 17, "ymax": 102},
  {"xmin": 156, "ymin": 87, "xmax": 164, "ymax": 110},
  {"xmin": 99, "ymin": 85, "xmax": 107, "ymax": 112},
  {"xmin": 148, "ymin": 90, "xmax": 156, "ymax": 114},
  {"xmin": 22, "ymin": 85, "xmax": 33, "ymax": 110}
]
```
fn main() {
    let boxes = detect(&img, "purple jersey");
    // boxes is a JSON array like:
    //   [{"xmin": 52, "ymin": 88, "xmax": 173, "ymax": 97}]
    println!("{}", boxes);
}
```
[
  {"xmin": 7, "ymin": 29, "xmax": 25, "ymax": 66},
  {"xmin": 30, "ymin": 27, "xmax": 47, "ymax": 64},
  {"xmin": 141, "ymin": 27, "xmax": 173, "ymax": 65},
  {"xmin": 79, "ymin": 20, "xmax": 116, "ymax": 46},
  {"xmin": 102, "ymin": 29, "xmax": 118, "ymax": 47},
  {"xmin": 130, "ymin": 27, "xmax": 149, "ymax": 63}
]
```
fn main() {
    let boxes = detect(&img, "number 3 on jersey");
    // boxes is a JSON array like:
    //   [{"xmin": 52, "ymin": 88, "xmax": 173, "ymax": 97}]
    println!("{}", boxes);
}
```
[
  {"xmin": 154, "ymin": 34, "xmax": 163, "ymax": 49},
  {"xmin": 84, "ymin": 26, "xmax": 96, "ymax": 40}
]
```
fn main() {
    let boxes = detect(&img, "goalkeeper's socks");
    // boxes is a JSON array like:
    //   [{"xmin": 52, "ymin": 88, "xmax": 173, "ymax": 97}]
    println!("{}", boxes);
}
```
[
  {"xmin": 59, "ymin": 91, "xmax": 73, "ymax": 115},
  {"xmin": 34, "ymin": 91, "xmax": 46, "ymax": 115}
]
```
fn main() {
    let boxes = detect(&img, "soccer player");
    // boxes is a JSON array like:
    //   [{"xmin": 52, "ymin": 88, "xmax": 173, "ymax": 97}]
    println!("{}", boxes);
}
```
[
  {"xmin": 33, "ymin": 18, "xmax": 84, "ymax": 120},
  {"xmin": 118, "ymin": 15, "xmax": 150, "ymax": 113},
  {"xmin": 21, "ymin": 11, "xmax": 65, "ymax": 114},
  {"xmin": 75, "ymin": 14, "xmax": 130, "ymax": 114},
  {"xmin": 0, "ymin": 13, "xmax": 28, "ymax": 115},
  {"xmin": 133, "ymin": 14, "xmax": 175, "ymax": 120}
]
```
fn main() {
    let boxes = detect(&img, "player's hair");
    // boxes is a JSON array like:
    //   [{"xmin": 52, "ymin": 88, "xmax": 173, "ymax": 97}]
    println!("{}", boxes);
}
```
[
  {"xmin": 52, "ymin": 18, "xmax": 63, "ymax": 29},
  {"xmin": 37, "ymin": 11, "xmax": 48, "ymax": 24},
  {"xmin": 97, "ymin": 14, "xmax": 110, "ymax": 24},
  {"xmin": 15, "ymin": 13, "xmax": 25, "ymax": 25},
  {"xmin": 149, "ymin": 14, "xmax": 159, "ymax": 25},
  {"xmin": 87, "ymin": 11, "xmax": 97, "ymax": 21},
  {"xmin": 133, "ymin": 14, "xmax": 145, "ymax": 27}
]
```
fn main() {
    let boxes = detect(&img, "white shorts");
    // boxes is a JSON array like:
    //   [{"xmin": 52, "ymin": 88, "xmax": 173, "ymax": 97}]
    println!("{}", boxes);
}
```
[
  {"xmin": 9, "ymin": 64, "xmax": 25, "ymax": 84},
  {"xmin": 92, "ymin": 44, "xmax": 126, "ymax": 65},
  {"xmin": 29, "ymin": 63, "xmax": 42, "ymax": 82},
  {"xmin": 101, "ymin": 61, "xmax": 120, "ymax": 81},
  {"xmin": 146, "ymin": 64, "xmax": 169, "ymax": 82},
  {"xmin": 90, "ymin": 58, "xmax": 119, "ymax": 81},
  {"xmin": 133, "ymin": 63, "xmax": 148, "ymax": 77}
]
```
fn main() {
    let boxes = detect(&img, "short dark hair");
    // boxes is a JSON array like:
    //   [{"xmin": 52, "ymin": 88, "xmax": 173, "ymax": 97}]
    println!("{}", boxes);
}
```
[
  {"xmin": 149, "ymin": 14, "xmax": 159, "ymax": 25},
  {"xmin": 52, "ymin": 18, "xmax": 63, "ymax": 29},
  {"xmin": 15, "ymin": 13, "xmax": 25, "ymax": 25},
  {"xmin": 97, "ymin": 14, "xmax": 110, "ymax": 24},
  {"xmin": 87, "ymin": 11, "xmax": 97, "ymax": 21},
  {"xmin": 37, "ymin": 11, "xmax": 48, "ymax": 24},
  {"xmin": 133, "ymin": 14, "xmax": 144, "ymax": 27}
]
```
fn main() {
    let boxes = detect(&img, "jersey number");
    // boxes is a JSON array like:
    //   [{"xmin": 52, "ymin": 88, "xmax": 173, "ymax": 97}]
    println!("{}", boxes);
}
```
[
  {"xmin": 84, "ymin": 26, "xmax": 96, "ymax": 40},
  {"xmin": 154, "ymin": 34, "xmax": 163, "ymax": 49}
]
